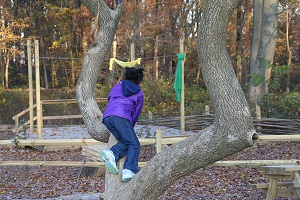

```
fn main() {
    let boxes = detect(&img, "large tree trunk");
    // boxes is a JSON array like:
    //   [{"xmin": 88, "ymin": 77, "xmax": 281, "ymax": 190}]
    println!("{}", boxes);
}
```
[
  {"xmin": 76, "ymin": 0, "xmax": 123, "ymax": 142},
  {"xmin": 77, "ymin": 0, "xmax": 257, "ymax": 199},
  {"xmin": 236, "ymin": 1, "xmax": 242, "ymax": 83},
  {"xmin": 248, "ymin": 0, "xmax": 278, "ymax": 105},
  {"xmin": 248, "ymin": 0, "xmax": 263, "ymax": 103}
]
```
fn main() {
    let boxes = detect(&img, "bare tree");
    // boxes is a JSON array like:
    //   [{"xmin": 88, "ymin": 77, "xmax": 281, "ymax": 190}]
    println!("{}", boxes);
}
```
[{"xmin": 77, "ymin": 0, "xmax": 258, "ymax": 199}]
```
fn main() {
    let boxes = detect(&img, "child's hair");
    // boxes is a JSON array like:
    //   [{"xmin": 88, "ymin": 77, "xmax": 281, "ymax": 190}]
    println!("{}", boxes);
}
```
[{"xmin": 124, "ymin": 67, "xmax": 144, "ymax": 85}]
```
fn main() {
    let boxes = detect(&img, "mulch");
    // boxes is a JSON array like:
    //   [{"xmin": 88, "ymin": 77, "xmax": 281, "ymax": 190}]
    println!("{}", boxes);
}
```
[{"xmin": 0, "ymin": 130, "xmax": 300, "ymax": 199}]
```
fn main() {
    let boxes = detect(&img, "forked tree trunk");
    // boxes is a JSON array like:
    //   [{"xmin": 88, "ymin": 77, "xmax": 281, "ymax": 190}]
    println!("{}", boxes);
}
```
[{"xmin": 77, "ymin": 0, "xmax": 257, "ymax": 199}]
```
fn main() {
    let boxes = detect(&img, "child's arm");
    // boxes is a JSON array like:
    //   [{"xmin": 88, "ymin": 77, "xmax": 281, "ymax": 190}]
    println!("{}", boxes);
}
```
[{"xmin": 132, "ymin": 95, "xmax": 144, "ymax": 127}]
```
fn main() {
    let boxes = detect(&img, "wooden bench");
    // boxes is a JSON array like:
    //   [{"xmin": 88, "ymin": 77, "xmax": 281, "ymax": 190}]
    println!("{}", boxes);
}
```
[{"xmin": 252, "ymin": 164, "xmax": 300, "ymax": 200}]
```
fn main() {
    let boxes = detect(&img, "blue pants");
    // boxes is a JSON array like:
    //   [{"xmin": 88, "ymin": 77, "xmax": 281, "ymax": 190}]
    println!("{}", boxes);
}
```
[{"xmin": 103, "ymin": 116, "xmax": 140, "ymax": 173}]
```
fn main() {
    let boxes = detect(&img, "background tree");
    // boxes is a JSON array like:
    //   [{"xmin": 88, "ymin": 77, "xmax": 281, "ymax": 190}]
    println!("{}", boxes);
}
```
[
  {"xmin": 76, "ymin": 0, "xmax": 258, "ymax": 199},
  {"xmin": 248, "ymin": 0, "xmax": 279, "ymax": 105},
  {"xmin": 0, "ymin": 1, "xmax": 26, "ymax": 89}
]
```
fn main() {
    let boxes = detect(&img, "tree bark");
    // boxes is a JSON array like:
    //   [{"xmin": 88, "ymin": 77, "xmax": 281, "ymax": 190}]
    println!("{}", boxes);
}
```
[
  {"xmin": 248, "ymin": 0, "xmax": 279, "ymax": 104},
  {"xmin": 76, "ymin": 0, "xmax": 123, "ymax": 142},
  {"xmin": 259, "ymin": 0, "xmax": 278, "ymax": 96},
  {"xmin": 248, "ymin": 0, "xmax": 263, "ymax": 103},
  {"xmin": 236, "ymin": 1, "xmax": 242, "ymax": 83}
]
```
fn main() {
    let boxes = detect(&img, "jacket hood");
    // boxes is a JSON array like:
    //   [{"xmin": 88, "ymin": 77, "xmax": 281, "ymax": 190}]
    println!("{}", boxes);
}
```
[{"xmin": 121, "ymin": 80, "xmax": 141, "ymax": 97}]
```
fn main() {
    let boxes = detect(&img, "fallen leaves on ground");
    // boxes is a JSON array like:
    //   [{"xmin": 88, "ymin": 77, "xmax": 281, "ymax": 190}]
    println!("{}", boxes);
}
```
[{"xmin": 0, "ymin": 141, "xmax": 299, "ymax": 200}]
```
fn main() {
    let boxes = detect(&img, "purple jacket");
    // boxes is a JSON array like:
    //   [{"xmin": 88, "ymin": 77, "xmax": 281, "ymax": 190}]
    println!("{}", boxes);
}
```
[{"xmin": 103, "ymin": 80, "xmax": 144, "ymax": 126}]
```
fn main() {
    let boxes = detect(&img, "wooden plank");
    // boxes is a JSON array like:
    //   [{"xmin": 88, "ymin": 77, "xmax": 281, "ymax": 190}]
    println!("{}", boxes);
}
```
[
  {"xmin": 0, "ymin": 138, "xmax": 157, "ymax": 147},
  {"xmin": 293, "ymin": 172, "xmax": 300, "ymax": 197},
  {"xmin": 261, "ymin": 188, "xmax": 299, "ymax": 198},
  {"xmin": 161, "ymin": 137, "xmax": 186, "ymax": 144},
  {"xmin": 0, "ymin": 160, "xmax": 104, "ymax": 167},
  {"xmin": 275, "ymin": 188, "xmax": 299, "ymax": 198},
  {"xmin": 0, "ymin": 139, "xmax": 105, "ymax": 146},
  {"xmin": 41, "ymin": 98, "xmax": 107, "ymax": 104},
  {"xmin": 214, "ymin": 160, "xmax": 300, "ymax": 167},
  {"xmin": 27, "ymin": 40, "xmax": 34, "ymax": 133},
  {"xmin": 12, "ymin": 104, "xmax": 37, "ymax": 120},
  {"xmin": 250, "ymin": 182, "xmax": 293, "ymax": 189},
  {"xmin": 266, "ymin": 178, "xmax": 278, "ymax": 200},
  {"xmin": 259, "ymin": 135, "xmax": 300, "ymax": 142},
  {"xmin": 261, "ymin": 165, "xmax": 300, "ymax": 174},
  {"xmin": 0, "ymin": 160, "xmax": 147, "ymax": 167},
  {"xmin": 43, "ymin": 115, "xmax": 83, "ymax": 120},
  {"xmin": 35, "ymin": 39, "xmax": 42, "ymax": 139}
]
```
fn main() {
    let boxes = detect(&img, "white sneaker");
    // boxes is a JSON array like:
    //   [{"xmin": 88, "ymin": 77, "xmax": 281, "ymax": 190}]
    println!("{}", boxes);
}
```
[
  {"xmin": 100, "ymin": 150, "xmax": 118, "ymax": 174},
  {"xmin": 122, "ymin": 169, "xmax": 135, "ymax": 182}
]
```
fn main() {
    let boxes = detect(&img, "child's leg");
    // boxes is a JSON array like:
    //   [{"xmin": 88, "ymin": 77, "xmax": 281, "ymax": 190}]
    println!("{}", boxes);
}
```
[
  {"xmin": 106, "ymin": 117, "xmax": 140, "ymax": 173},
  {"xmin": 103, "ymin": 116, "xmax": 127, "ymax": 162},
  {"xmin": 116, "ymin": 122, "xmax": 140, "ymax": 173}
]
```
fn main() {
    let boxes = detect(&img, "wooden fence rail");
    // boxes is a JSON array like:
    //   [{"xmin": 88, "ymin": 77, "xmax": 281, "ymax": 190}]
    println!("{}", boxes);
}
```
[
  {"xmin": 1, "ymin": 132, "xmax": 300, "ymax": 168},
  {"xmin": 148, "ymin": 115, "xmax": 300, "ymax": 135},
  {"xmin": 12, "ymin": 98, "xmax": 107, "ymax": 136},
  {"xmin": 2, "ymin": 134, "xmax": 300, "ymax": 148},
  {"xmin": 1, "ymin": 160, "xmax": 300, "ymax": 168}
]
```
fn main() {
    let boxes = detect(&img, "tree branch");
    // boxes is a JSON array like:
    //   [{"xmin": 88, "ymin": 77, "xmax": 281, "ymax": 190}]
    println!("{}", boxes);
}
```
[{"xmin": 76, "ymin": 0, "xmax": 124, "ymax": 142}]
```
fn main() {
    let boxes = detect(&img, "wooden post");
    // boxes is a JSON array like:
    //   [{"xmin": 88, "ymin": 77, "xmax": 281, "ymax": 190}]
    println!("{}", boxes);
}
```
[
  {"xmin": 266, "ymin": 178, "xmax": 278, "ymax": 200},
  {"xmin": 35, "ymin": 40, "xmax": 42, "ymax": 139},
  {"xmin": 179, "ymin": 39, "xmax": 185, "ymax": 132},
  {"xmin": 293, "ymin": 172, "xmax": 300, "ymax": 198},
  {"xmin": 27, "ymin": 40, "xmax": 34, "ymax": 132},
  {"xmin": 256, "ymin": 104, "xmax": 261, "ymax": 134},
  {"xmin": 14, "ymin": 116, "xmax": 19, "ymax": 134},
  {"xmin": 148, "ymin": 111, "xmax": 153, "ymax": 121},
  {"xmin": 205, "ymin": 105, "xmax": 210, "ymax": 114},
  {"xmin": 130, "ymin": 42, "xmax": 135, "ymax": 61},
  {"xmin": 156, "ymin": 129, "xmax": 162, "ymax": 153}
]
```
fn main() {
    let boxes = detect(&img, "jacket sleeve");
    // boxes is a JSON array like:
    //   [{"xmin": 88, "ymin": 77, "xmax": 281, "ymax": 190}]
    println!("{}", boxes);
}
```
[{"xmin": 132, "ymin": 92, "xmax": 144, "ymax": 127}]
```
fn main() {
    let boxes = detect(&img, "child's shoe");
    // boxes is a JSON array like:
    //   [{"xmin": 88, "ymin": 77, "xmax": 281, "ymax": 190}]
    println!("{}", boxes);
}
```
[
  {"xmin": 122, "ymin": 169, "xmax": 135, "ymax": 182},
  {"xmin": 100, "ymin": 150, "xmax": 118, "ymax": 174}
]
